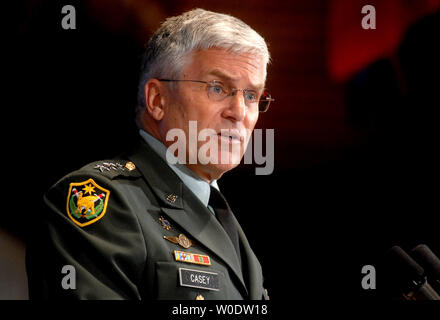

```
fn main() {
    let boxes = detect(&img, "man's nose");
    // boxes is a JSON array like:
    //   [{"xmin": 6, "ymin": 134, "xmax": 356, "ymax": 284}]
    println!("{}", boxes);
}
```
[{"xmin": 222, "ymin": 90, "xmax": 246, "ymax": 122}]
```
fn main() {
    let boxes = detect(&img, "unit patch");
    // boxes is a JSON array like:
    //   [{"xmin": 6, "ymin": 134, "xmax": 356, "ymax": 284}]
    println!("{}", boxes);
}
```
[
  {"xmin": 179, "ymin": 268, "xmax": 219, "ymax": 291},
  {"xmin": 174, "ymin": 250, "xmax": 211, "ymax": 266},
  {"xmin": 66, "ymin": 178, "xmax": 110, "ymax": 227}
]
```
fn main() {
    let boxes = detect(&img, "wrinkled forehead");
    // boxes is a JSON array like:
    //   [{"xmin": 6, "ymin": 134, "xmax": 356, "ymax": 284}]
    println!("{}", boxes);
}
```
[{"xmin": 183, "ymin": 48, "xmax": 267, "ymax": 88}]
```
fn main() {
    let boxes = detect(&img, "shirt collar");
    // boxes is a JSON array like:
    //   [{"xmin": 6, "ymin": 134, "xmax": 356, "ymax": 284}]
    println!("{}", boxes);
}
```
[{"xmin": 139, "ymin": 129, "xmax": 219, "ymax": 207}]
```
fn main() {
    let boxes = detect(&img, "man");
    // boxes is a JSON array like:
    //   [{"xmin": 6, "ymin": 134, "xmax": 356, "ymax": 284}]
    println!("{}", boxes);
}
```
[{"xmin": 27, "ymin": 8, "xmax": 273, "ymax": 300}]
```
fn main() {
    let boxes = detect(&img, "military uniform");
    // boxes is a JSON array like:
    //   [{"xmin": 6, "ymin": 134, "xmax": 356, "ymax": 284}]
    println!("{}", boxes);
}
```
[{"xmin": 28, "ymin": 138, "xmax": 268, "ymax": 300}]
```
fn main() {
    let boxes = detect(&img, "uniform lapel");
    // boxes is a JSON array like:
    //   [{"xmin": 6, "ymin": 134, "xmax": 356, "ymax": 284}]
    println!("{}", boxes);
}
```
[
  {"xmin": 127, "ymin": 140, "xmax": 248, "ymax": 296},
  {"xmin": 232, "ymin": 214, "xmax": 264, "ymax": 300},
  {"xmin": 161, "ymin": 189, "xmax": 247, "ymax": 296}
]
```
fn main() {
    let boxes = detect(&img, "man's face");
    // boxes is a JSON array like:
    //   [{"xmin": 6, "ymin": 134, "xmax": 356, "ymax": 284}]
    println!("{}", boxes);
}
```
[{"xmin": 158, "ymin": 48, "xmax": 266, "ymax": 182}]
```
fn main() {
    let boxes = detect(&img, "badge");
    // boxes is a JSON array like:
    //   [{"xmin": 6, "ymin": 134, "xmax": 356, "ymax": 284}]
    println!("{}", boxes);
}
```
[
  {"xmin": 179, "ymin": 268, "xmax": 219, "ymax": 291},
  {"xmin": 94, "ymin": 161, "xmax": 136, "ymax": 173},
  {"xmin": 159, "ymin": 216, "xmax": 171, "ymax": 230},
  {"xmin": 166, "ymin": 194, "xmax": 178, "ymax": 203},
  {"xmin": 125, "ymin": 161, "xmax": 136, "ymax": 171},
  {"xmin": 164, "ymin": 234, "xmax": 195, "ymax": 249},
  {"xmin": 66, "ymin": 178, "xmax": 110, "ymax": 227},
  {"xmin": 174, "ymin": 250, "xmax": 211, "ymax": 266}
]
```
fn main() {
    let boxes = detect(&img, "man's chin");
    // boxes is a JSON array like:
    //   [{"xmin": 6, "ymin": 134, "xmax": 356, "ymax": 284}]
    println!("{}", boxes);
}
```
[
  {"xmin": 209, "ymin": 162, "xmax": 240, "ymax": 175},
  {"xmin": 186, "ymin": 161, "xmax": 240, "ymax": 182}
]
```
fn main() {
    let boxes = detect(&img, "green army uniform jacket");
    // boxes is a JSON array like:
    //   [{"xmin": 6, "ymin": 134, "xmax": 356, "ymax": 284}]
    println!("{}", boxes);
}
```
[{"xmin": 29, "ymin": 139, "xmax": 268, "ymax": 300}]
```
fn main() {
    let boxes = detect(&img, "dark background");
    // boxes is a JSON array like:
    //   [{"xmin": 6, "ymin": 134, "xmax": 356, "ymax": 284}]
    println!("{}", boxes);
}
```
[{"xmin": 3, "ymin": 0, "xmax": 440, "ymax": 306}]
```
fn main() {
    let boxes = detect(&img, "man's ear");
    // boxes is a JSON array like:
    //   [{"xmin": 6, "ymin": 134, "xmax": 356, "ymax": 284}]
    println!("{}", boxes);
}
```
[{"xmin": 144, "ymin": 79, "xmax": 166, "ymax": 121}]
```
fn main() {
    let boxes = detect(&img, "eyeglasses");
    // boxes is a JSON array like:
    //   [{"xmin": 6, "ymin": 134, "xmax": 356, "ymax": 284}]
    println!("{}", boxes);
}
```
[{"xmin": 157, "ymin": 79, "xmax": 274, "ymax": 113}]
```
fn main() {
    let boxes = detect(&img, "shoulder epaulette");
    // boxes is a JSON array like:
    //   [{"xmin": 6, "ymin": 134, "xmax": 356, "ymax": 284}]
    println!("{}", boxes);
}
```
[{"xmin": 81, "ymin": 160, "xmax": 142, "ymax": 179}]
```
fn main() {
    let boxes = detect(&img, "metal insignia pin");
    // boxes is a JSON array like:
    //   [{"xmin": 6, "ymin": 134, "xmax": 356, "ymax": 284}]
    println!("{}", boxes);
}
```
[
  {"xmin": 166, "ymin": 194, "xmax": 178, "ymax": 203},
  {"xmin": 94, "ymin": 164, "xmax": 110, "ymax": 172},
  {"xmin": 159, "ymin": 216, "xmax": 171, "ymax": 230},
  {"xmin": 94, "ymin": 162, "xmax": 126, "ymax": 172},
  {"xmin": 125, "ymin": 161, "xmax": 136, "ymax": 171},
  {"xmin": 164, "ymin": 233, "xmax": 195, "ymax": 249}
]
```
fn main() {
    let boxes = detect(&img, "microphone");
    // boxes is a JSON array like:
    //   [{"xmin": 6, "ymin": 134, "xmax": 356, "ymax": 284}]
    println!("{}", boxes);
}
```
[
  {"xmin": 410, "ymin": 244, "xmax": 440, "ymax": 295},
  {"xmin": 383, "ymin": 246, "xmax": 440, "ymax": 300}
]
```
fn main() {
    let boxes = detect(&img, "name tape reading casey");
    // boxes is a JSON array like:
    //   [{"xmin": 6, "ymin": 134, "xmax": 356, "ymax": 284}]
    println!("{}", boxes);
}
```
[{"xmin": 179, "ymin": 268, "xmax": 219, "ymax": 291}]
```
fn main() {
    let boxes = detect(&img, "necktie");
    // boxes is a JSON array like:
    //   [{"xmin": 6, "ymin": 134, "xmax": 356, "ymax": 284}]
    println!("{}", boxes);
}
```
[{"xmin": 209, "ymin": 186, "xmax": 241, "ymax": 266}]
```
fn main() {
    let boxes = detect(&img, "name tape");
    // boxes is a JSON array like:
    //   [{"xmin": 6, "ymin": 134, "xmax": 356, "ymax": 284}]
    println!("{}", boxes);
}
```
[{"xmin": 179, "ymin": 268, "xmax": 219, "ymax": 291}]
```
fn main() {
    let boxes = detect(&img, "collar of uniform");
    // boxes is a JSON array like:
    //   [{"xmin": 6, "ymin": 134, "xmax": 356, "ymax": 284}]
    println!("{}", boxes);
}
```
[{"xmin": 139, "ymin": 129, "xmax": 219, "ymax": 208}]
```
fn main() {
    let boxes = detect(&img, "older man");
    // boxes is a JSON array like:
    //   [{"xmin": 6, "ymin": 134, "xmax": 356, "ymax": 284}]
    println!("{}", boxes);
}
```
[{"xmin": 28, "ymin": 8, "xmax": 273, "ymax": 300}]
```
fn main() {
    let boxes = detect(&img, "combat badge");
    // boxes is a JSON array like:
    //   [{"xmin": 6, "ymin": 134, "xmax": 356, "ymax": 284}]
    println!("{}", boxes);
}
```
[
  {"xmin": 66, "ymin": 178, "xmax": 110, "ymax": 227},
  {"xmin": 164, "ymin": 234, "xmax": 195, "ymax": 249}
]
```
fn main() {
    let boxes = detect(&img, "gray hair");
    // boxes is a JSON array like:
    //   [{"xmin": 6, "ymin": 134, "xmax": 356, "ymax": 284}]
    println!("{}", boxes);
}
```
[{"xmin": 136, "ymin": 8, "xmax": 270, "ymax": 125}]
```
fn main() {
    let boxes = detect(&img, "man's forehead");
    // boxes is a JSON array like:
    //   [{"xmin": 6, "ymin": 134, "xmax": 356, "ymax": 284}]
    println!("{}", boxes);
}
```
[
  {"xmin": 207, "ymin": 68, "xmax": 265, "ymax": 90},
  {"xmin": 187, "ymin": 48, "xmax": 267, "ymax": 87}
]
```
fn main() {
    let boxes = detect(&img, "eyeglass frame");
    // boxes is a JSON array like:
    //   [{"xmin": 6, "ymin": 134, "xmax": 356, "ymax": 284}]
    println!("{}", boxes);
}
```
[{"xmin": 157, "ymin": 79, "xmax": 273, "ymax": 113}]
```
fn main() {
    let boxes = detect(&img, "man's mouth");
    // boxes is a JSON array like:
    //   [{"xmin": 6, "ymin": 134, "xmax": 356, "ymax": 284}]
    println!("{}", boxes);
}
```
[{"xmin": 216, "ymin": 130, "xmax": 244, "ymax": 144}]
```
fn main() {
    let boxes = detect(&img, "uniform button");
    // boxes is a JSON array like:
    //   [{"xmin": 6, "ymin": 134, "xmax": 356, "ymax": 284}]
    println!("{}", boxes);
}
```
[
  {"xmin": 195, "ymin": 294, "xmax": 204, "ymax": 300},
  {"xmin": 125, "ymin": 161, "xmax": 136, "ymax": 171}
]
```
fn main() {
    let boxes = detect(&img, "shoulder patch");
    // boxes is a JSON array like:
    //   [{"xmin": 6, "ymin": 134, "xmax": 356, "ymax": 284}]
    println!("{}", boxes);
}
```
[{"xmin": 66, "ymin": 178, "xmax": 110, "ymax": 227}]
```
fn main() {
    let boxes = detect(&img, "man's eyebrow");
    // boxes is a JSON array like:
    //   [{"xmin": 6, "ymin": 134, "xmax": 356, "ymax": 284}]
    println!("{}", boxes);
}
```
[
  {"xmin": 207, "ymin": 69, "xmax": 264, "ymax": 91},
  {"xmin": 207, "ymin": 69, "xmax": 236, "ymax": 81}
]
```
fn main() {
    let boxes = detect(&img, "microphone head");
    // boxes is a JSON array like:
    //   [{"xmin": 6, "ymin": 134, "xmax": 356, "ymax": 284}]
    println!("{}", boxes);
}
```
[
  {"xmin": 383, "ymin": 246, "xmax": 426, "ymax": 293},
  {"xmin": 411, "ymin": 244, "xmax": 440, "ymax": 279}
]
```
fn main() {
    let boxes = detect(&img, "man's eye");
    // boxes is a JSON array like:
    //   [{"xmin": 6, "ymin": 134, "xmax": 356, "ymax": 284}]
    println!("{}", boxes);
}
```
[
  {"xmin": 244, "ymin": 91, "xmax": 257, "ymax": 101},
  {"xmin": 209, "ymin": 85, "xmax": 225, "ymax": 95}
]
